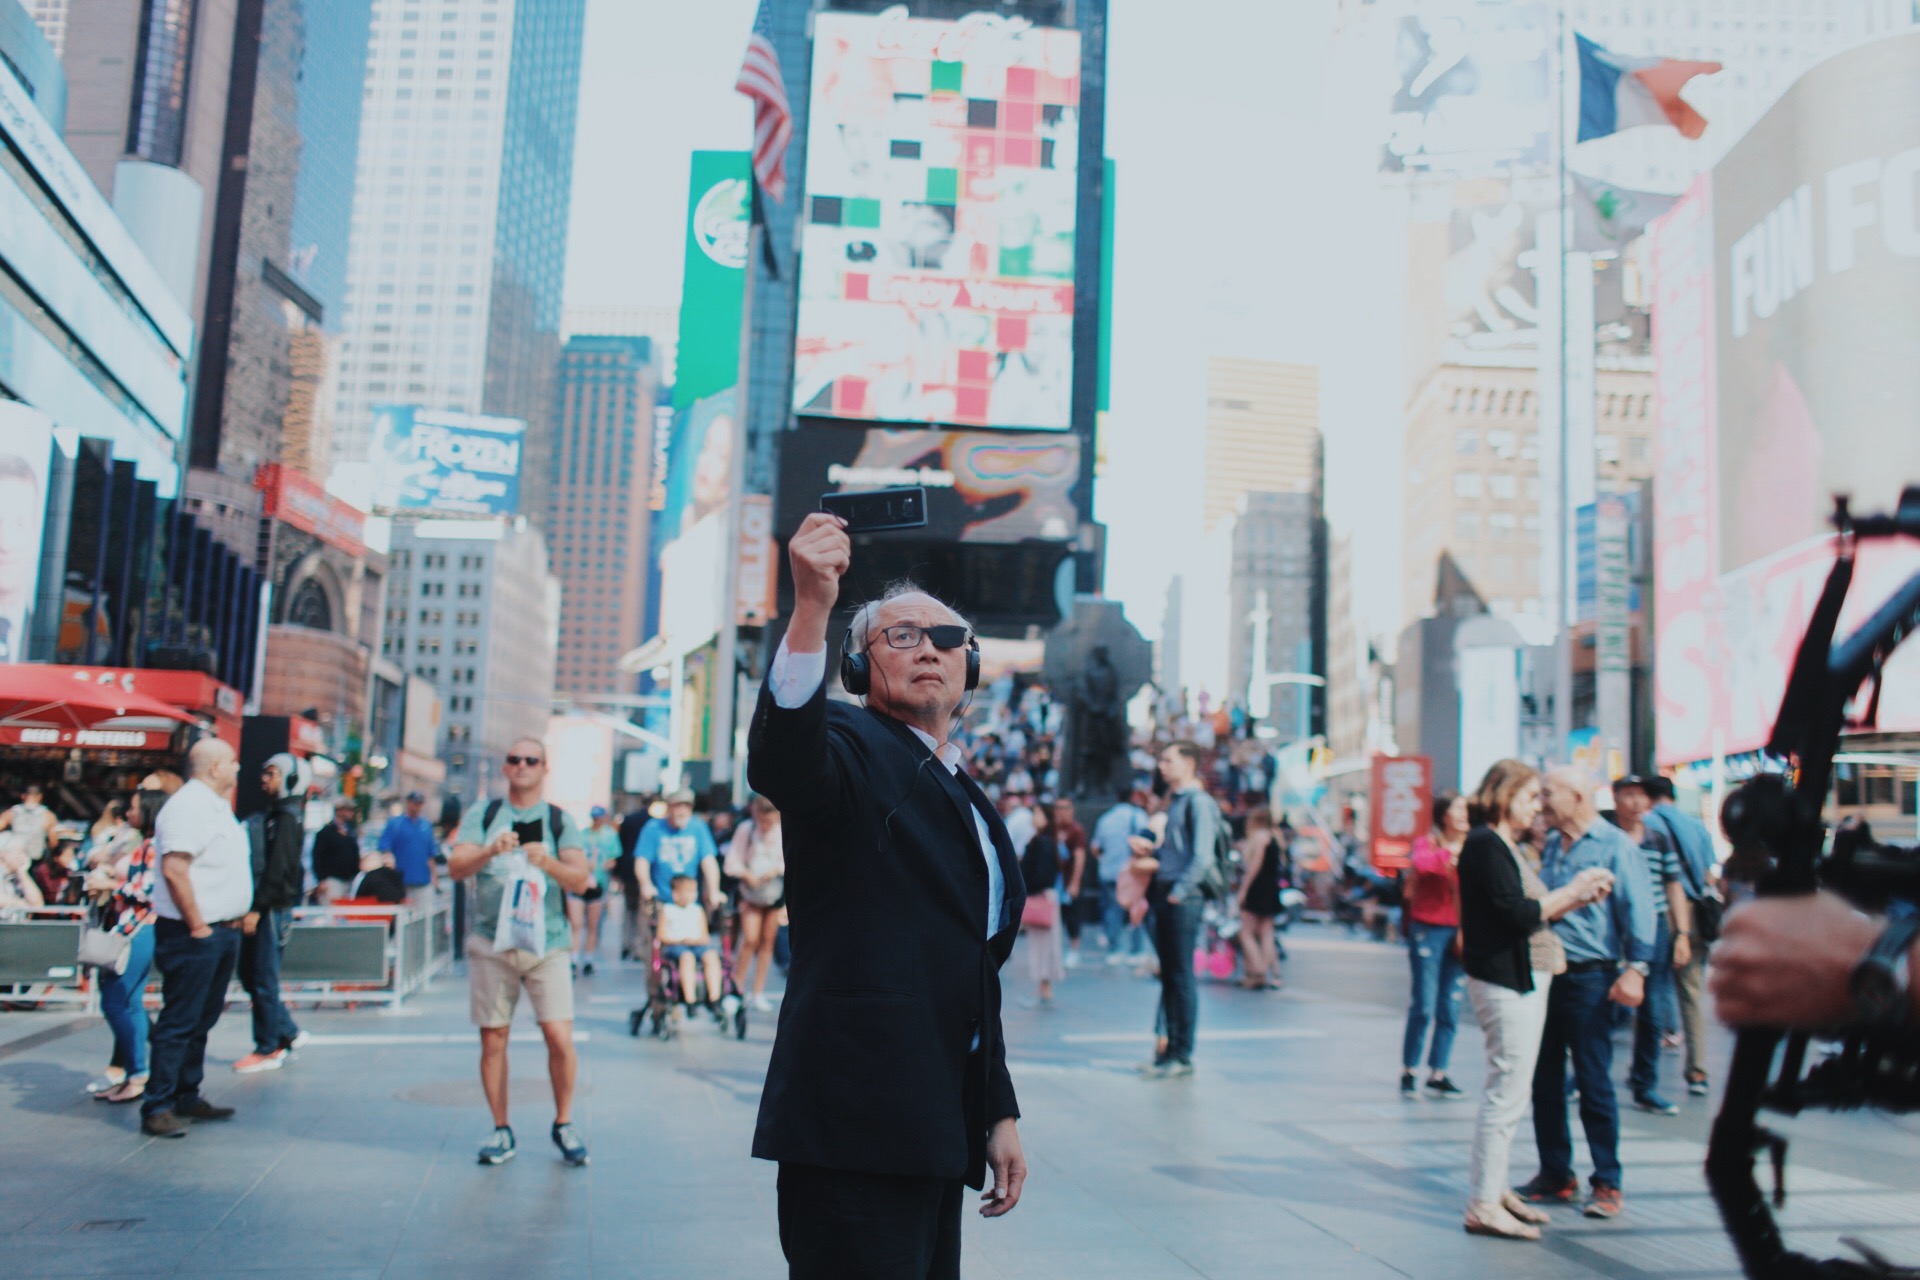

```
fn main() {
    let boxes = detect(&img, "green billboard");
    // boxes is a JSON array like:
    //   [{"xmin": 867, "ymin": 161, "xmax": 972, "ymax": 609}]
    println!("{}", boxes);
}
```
[{"xmin": 673, "ymin": 151, "xmax": 751, "ymax": 412}]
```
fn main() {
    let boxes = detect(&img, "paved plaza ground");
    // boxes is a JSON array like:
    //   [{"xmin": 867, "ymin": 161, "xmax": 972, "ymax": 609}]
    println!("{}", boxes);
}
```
[{"xmin": 3, "ymin": 921, "xmax": 1919, "ymax": 1278}]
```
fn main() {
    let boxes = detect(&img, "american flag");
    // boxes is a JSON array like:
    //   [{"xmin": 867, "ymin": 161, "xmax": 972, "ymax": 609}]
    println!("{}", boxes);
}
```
[{"xmin": 735, "ymin": 0, "xmax": 792, "ymax": 203}]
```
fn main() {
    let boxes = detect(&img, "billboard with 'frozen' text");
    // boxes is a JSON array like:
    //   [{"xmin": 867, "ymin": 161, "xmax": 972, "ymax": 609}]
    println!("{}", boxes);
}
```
[
  {"xmin": 366, "ymin": 405, "xmax": 525, "ymax": 517},
  {"xmin": 1651, "ymin": 32, "xmax": 1920, "ymax": 766},
  {"xmin": 794, "ymin": 9, "xmax": 1080, "ymax": 431}
]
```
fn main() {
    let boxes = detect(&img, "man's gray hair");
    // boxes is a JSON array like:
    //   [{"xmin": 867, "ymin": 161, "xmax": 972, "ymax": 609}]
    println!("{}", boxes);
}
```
[{"xmin": 847, "ymin": 580, "xmax": 975, "ymax": 654}]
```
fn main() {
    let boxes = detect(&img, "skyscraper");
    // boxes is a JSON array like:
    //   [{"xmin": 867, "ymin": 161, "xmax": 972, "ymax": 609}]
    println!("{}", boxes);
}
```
[
  {"xmin": 1202, "ymin": 359, "xmax": 1322, "ymax": 534},
  {"xmin": 550, "ymin": 335, "xmax": 659, "ymax": 700},
  {"xmin": 329, "ymin": 0, "xmax": 587, "ymax": 528}
]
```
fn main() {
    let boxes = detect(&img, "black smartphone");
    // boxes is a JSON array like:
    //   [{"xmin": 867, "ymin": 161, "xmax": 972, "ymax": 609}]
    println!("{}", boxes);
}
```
[
  {"xmin": 512, "ymin": 819, "xmax": 546, "ymax": 851},
  {"xmin": 820, "ymin": 486, "xmax": 927, "ymax": 533}
]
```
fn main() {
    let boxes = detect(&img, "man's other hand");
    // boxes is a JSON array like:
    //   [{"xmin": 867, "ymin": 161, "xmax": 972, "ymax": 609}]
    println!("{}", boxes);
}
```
[
  {"xmin": 980, "ymin": 1117, "xmax": 1026, "ymax": 1218},
  {"xmin": 1608, "ymin": 966, "xmax": 1645, "ymax": 1008},
  {"xmin": 1710, "ymin": 891, "xmax": 1879, "ymax": 1029},
  {"xmin": 789, "ymin": 512, "xmax": 850, "ymax": 618}
]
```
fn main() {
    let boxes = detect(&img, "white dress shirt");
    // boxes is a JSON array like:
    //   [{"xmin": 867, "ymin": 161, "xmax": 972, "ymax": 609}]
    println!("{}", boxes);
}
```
[{"xmin": 769, "ymin": 639, "xmax": 1007, "ymax": 939}]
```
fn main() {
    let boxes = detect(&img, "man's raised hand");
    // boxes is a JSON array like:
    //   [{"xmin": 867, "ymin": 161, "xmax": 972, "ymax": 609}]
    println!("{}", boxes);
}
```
[{"xmin": 790, "ymin": 512, "xmax": 850, "ymax": 612}]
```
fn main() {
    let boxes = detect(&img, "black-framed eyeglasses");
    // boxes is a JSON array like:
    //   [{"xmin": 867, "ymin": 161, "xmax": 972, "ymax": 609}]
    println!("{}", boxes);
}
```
[
  {"xmin": 504, "ymin": 754, "xmax": 545, "ymax": 766},
  {"xmin": 873, "ymin": 624, "xmax": 971, "ymax": 651}
]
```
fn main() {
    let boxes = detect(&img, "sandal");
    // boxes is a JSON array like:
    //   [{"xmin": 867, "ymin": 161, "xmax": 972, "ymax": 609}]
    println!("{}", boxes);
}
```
[
  {"xmin": 1500, "ymin": 1192, "xmax": 1551, "ymax": 1225},
  {"xmin": 1464, "ymin": 1202, "xmax": 1541, "ymax": 1241},
  {"xmin": 102, "ymin": 1079, "xmax": 146, "ymax": 1104}
]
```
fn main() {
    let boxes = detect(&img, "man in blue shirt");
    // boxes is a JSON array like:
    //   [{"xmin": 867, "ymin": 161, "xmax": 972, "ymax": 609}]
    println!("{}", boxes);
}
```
[
  {"xmin": 1643, "ymin": 775, "xmax": 1718, "ymax": 1097},
  {"xmin": 1516, "ymin": 767, "xmax": 1655, "ymax": 1222},
  {"xmin": 635, "ymin": 790, "xmax": 721, "ymax": 909},
  {"xmin": 378, "ymin": 792, "xmax": 439, "ymax": 896},
  {"xmin": 1090, "ymin": 780, "xmax": 1152, "ymax": 962}
]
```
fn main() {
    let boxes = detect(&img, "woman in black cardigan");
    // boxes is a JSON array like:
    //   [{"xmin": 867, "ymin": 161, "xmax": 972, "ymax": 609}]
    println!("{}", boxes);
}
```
[{"xmin": 1457, "ymin": 760, "xmax": 1613, "ymax": 1241}]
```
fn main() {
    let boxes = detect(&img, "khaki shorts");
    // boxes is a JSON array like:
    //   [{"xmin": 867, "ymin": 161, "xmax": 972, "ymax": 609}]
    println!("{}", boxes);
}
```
[{"xmin": 466, "ymin": 935, "xmax": 574, "ymax": 1027}]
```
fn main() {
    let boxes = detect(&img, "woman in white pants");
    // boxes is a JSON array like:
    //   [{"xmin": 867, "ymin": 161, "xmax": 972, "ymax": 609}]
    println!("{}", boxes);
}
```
[{"xmin": 1456, "ymin": 760, "xmax": 1614, "ymax": 1240}]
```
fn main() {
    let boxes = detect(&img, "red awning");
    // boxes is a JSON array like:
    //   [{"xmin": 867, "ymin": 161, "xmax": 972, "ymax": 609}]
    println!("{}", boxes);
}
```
[{"xmin": 0, "ymin": 666, "xmax": 197, "ymax": 730}]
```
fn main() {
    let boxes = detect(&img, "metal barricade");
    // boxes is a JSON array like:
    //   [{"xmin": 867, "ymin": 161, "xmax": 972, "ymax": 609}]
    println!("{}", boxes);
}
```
[
  {"xmin": 0, "ymin": 906, "xmax": 91, "ymax": 1005},
  {"xmin": 281, "ymin": 895, "xmax": 455, "ymax": 1007},
  {"xmin": 0, "ymin": 898, "xmax": 456, "ymax": 1012}
]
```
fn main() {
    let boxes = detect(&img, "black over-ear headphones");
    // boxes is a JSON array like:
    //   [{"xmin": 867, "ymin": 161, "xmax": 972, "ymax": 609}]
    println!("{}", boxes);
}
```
[{"xmin": 840, "ymin": 621, "xmax": 981, "ymax": 696}]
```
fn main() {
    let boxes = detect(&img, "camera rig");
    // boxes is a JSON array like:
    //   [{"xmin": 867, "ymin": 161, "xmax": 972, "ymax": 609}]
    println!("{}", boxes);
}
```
[{"xmin": 1708, "ymin": 487, "xmax": 1920, "ymax": 1279}]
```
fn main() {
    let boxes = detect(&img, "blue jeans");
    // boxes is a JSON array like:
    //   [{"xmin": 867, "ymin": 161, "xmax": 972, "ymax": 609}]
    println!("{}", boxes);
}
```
[
  {"xmin": 1148, "ymin": 884, "xmax": 1202, "ymax": 1063},
  {"xmin": 1099, "ymin": 879, "xmax": 1147, "ymax": 956},
  {"xmin": 99, "ymin": 924, "xmax": 155, "ymax": 1076},
  {"xmin": 1530, "ymin": 964, "xmax": 1624, "ymax": 1189},
  {"xmin": 1628, "ymin": 914, "xmax": 1677, "ymax": 1097},
  {"xmin": 1401, "ymin": 922, "xmax": 1464, "ymax": 1073},
  {"xmin": 143, "ymin": 919, "xmax": 242, "ymax": 1118},
  {"xmin": 239, "ymin": 907, "xmax": 300, "ymax": 1053}
]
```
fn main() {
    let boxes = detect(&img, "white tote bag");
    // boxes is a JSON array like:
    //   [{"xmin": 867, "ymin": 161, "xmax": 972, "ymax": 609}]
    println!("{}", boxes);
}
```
[{"xmin": 491, "ymin": 852, "xmax": 547, "ymax": 955}]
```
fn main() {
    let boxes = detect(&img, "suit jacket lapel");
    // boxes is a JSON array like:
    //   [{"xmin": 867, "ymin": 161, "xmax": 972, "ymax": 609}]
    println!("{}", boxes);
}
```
[{"xmin": 872, "ymin": 712, "xmax": 984, "ymax": 861}]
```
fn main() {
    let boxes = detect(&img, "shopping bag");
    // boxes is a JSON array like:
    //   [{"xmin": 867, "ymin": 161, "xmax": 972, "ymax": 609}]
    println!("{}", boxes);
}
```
[{"xmin": 492, "ymin": 853, "xmax": 546, "ymax": 955}]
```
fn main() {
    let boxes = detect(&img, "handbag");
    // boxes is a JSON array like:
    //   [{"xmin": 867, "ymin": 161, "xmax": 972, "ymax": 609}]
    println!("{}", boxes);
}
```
[
  {"xmin": 492, "ymin": 852, "xmax": 548, "ymax": 955},
  {"xmin": 1020, "ymin": 892, "xmax": 1057, "ymax": 929},
  {"xmin": 77, "ymin": 910, "xmax": 131, "ymax": 975}
]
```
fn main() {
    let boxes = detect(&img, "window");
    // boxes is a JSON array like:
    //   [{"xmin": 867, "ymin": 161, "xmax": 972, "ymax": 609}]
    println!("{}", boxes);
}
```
[
  {"xmin": 1454, "ymin": 472, "xmax": 1482, "ymax": 499},
  {"xmin": 1488, "ymin": 474, "xmax": 1518, "ymax": 500},
  {"xmin": 1454, "ymin": 429, "xmax": 1478, "ymax": 454}
]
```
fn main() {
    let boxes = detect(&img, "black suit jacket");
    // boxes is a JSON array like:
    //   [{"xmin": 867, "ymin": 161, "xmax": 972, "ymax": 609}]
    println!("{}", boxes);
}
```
[{"xmin": 746, "ymin": 677, "xmax": 1025, "ymax": 1189}]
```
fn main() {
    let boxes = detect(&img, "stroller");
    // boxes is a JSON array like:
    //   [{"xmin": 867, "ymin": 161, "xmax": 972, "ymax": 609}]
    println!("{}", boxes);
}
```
[{"xmin": 628, "ymin": 900, "xmax": 748, "ymax": 1041}]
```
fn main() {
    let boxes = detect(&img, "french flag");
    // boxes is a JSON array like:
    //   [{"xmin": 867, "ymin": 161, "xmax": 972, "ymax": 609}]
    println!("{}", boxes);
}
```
[{"xmin": 1576, "ymin": 34, "xmax": 1722, "ymax": 142}]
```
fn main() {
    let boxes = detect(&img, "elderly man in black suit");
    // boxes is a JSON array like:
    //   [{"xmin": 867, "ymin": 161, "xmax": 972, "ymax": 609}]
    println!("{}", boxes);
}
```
[{"xmin": 747, "ymin": 511, "xmax": 1028, "ymax": 1279}]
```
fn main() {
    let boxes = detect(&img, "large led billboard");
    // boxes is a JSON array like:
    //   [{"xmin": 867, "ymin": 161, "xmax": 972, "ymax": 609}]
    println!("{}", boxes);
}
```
[
  {"xmin": 793, "ymin": 10, "xmax": 1081, "ymax": 431},
  {"xmin": 365, "ymin": 405, "xmax": 525, "ymax": 517},
  {"xmin": 1651, "ymin": 31, "xmax": 1920, "ymax": 766},
  {"xmin": 777, "ymin": 424, "xmax": 1079, "ymax": 545}
]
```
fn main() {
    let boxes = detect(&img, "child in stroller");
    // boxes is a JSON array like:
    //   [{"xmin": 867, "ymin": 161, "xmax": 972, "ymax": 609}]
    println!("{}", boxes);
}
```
[{"xmin": 630, "ymin": 875, "xmax": 746, "ymax": 1039}]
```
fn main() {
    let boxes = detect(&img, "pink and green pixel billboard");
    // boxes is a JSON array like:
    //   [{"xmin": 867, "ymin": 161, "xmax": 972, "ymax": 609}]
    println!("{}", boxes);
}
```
[{"xmin": 792, "ymin": 10, "xmax": 1080, "ymax": 432}]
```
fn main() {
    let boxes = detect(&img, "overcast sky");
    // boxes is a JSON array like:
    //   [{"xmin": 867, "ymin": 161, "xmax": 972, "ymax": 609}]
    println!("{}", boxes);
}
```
[{"xmin": 562, "ymin": 0, "xmax": 1410, "ymax": 677}]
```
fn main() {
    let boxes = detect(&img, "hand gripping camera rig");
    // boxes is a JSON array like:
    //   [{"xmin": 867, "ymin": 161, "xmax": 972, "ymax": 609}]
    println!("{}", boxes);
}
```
[{"xmin": 1709, "ymin": 487, "xmax": 1920, "ymax": 1279}]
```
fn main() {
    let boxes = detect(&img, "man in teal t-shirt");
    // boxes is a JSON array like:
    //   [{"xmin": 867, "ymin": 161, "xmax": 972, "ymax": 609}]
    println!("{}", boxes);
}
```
[{"xmin": 449, "ymin": 738, "xmax": 591, "ymax": 1169}]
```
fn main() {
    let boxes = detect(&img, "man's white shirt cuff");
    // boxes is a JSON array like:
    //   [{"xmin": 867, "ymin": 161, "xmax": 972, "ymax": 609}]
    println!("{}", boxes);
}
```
[{"xmin": 769, "ymin": 639, "xmax": 827, "ymax": 709}]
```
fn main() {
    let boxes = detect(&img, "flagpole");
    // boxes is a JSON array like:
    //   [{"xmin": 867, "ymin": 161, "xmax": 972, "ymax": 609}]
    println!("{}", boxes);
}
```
[{"xmin": 1552, "ymin": 0, "xmax": 1574, "ymax": 763}]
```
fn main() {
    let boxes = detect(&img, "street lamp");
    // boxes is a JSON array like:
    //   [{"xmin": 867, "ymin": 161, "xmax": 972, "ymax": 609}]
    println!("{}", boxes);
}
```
[{"xmin": 1246, "ymin": 588, "xmax": 1325, "ymax": 731}]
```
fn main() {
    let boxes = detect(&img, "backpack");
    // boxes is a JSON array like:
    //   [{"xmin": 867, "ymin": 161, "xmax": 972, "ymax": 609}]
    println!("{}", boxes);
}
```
[
  {"xmin": 483, "ymin": 800, "xmax": 566, "ymax": 849},
  {"xmin": 1182, "ymin": 792, "xmax": 1237, "ymax": 903}
]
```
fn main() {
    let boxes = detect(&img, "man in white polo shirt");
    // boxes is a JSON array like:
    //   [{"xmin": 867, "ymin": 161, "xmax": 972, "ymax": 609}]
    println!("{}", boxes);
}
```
[{"xmin": 142, "ymin": 738, "xmax": 253, "ymax": 1139}]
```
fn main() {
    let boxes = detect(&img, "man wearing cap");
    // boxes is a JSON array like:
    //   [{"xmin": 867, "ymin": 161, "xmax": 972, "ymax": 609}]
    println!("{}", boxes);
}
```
[
  {"xmin": 379, "ymin": 791, "xmax": 438, "ymax": 901},
  {"xmin": 233, "ymin": 755, "xmax": 308, "ymax": 1074},
  {"xmin": 635, "ymin": 791, "xmax": 722, "ymax": 911}
]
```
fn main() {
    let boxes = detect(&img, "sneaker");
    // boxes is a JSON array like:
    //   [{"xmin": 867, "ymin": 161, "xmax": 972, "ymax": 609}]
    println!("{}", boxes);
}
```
[
  {"xmin": 1687, "ymin": 1074, "xmax": 1711, "ymax": 1097},
  {"xmin": 479, "ymin": 1126, "xmax": 515, "ymax": 1165},
  {"xmin": 283, "ymin": 1030, "xmax": 312, "ymax": 1051},
  {"xmin": 1400, "ymin": 1071, "xmax": 1418, "ymax": 1097},
  {"xmin": 233, "ymin": 1050, "xmax": 288, "ymax": 1074},
  {"xmin": 1105, "ymin": 952, "xmax": 1132, "ymax": 966},
  {"xmin": 551, "ymin": 1121, "xmax": 589, "ymax": 1166},
  {"xmin": 1512, "ymin": 1175, "xmax": 1579, "ymax": 1204},
  {"xmin": 582, "ymin": 961, "xmax": 595, "ymax": 977},
  {"xmin": 177, "ymin": 1099, "xmax": 235, "ymax": 1120},
  {"xmin": 141, "ymin": 1111, "xmax": 188, "ymax": 1139},
  {"xmin": 1143, "ymin": 1059, "xmax": 1194, "ymax": 1080},
  {"xmin": 1583, "ymin": 1185, "xmax": 1624, "ymax": 1219},
  {"xmin": 1633, "ymin": 1090, "xmax": 1680, "ymax": 1116},
  {"xmin": 1425, "ymin": 1075, "xmax": 1466, "ymax": 1100},
  {"xmin": 1064, "ymin": 950, "xmax": 1082, "ymax": 968},
  {"xmin": 750, "ymin": 994, "xmax": 774, "ymax": 1014}
]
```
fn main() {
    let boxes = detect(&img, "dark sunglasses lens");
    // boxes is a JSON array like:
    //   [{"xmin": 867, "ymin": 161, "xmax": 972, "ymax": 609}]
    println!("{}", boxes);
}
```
[
  {"xmin": 506, "ymin": 755, "xmax": 542, "ymax": 766},
  {"xmin": 926, "ymin": 625, "xmax": 968, "ymax": 650}
]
